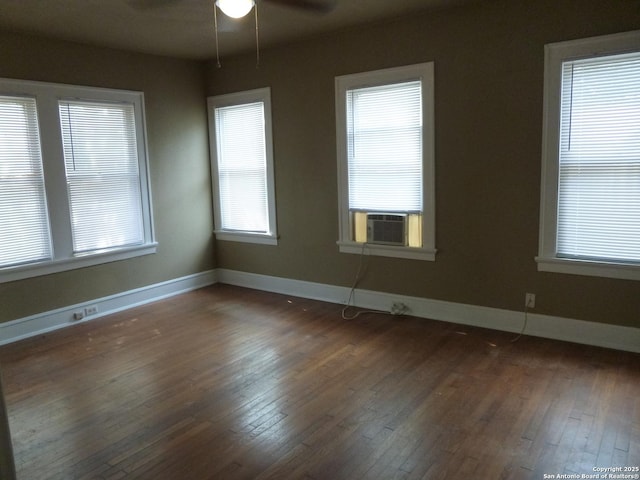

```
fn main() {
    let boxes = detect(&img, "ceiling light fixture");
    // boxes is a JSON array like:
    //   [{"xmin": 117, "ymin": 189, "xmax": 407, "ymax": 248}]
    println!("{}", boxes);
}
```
[
  {"xmin": 215, "ymin": 0, "xmax": 255, "ymax": 19},
  {"xmin": 213, "ymin": 0, "xmax": 260, "ymax": 69}
]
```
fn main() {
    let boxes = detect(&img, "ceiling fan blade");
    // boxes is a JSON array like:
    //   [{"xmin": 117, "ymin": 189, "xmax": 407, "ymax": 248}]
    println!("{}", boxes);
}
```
[{"xmin": 263, "ymin": 0, "xmax": 336, "ymax": 14}]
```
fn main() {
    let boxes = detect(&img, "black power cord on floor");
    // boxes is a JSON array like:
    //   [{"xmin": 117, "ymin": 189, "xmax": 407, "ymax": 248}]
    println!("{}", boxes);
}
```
[
  {"xmin": 510, "ymin": 304, "xmax": 530, "ymax": 343},
  {"xmin": 341, "ymin": 242, "xmax": 392, "ymax": 320}
]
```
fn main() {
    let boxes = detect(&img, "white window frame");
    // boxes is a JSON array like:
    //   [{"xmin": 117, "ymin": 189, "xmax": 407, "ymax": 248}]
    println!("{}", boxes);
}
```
[
  {"xmin": 207, "ymin": 87, "xmax": 277, "ymax": 245},
  {"xmin": 335, "ymin": 63, "xmax": 436, "ymax": 261},
  {"xmin": 537, "ymin": 30, "xmax": 640, "ymax": 281},
  {"xmin": 0, "ymin": 78, "xmax": 156, "ymax": 284}
]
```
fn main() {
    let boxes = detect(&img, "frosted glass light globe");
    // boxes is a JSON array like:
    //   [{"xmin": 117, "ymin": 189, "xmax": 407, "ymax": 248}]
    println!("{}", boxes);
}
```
[{"xmin": 216, "ymin": 0, "xmax": 255, "ymax": 18}]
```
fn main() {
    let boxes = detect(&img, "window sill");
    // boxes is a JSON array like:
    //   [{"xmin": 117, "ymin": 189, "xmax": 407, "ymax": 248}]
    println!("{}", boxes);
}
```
[
  {"xmin": 0, "ymin": 243, "xmax": 158, "ymax": 284},
  {"xmin": 338, "ymin": 241, "xmax": 436, "ymax": 261},
  {"xmin": 214, "ymin": 230, "xmax": 278, "ymax": 246},
  {"xmin": 536, "ymin": 256, "xmax": 640, "ymax": 281}
]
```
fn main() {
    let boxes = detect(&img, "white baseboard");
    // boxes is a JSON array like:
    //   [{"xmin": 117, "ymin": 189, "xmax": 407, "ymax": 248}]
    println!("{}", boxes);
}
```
[
  {"xmin": 217, "ymin": 269, "xmax": 640, "ymax": 354},
  {"xmin": 3, "ymin": 268, "xmax": 638, "ymax": 354},
  {"xmin": 0, "ymin": 270, "xmax": 218, "ymax": 346}
]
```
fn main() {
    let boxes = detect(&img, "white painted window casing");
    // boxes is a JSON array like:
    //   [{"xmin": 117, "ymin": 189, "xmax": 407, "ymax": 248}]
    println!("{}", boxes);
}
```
[
  {"xmin": 537, "ymin": 30, "xmax": 640, "ymax": 281},
  {"xmin": 0, "ymin": 78, "xmax": 156, "ymax": 284},
  {"xmin": 207, "ymin": 87, "xmax": 278, "ymax": 245},
  {"xmin": 335, "ymin": 63, "xmax": 436, "ymax": 261}
]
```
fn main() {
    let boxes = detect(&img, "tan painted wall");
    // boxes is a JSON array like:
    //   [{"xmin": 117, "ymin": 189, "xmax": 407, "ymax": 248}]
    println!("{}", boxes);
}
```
[
  {"xmin": 205, "ymin": 0, "xmax": 640, "ymax": 328},
  {"xmin": 0, "ymin": 0, "xmax": 638, "ymax": 330},
  {"xmin": 0, "ymin": 32, "xmax": 215, "ymax": 323}
]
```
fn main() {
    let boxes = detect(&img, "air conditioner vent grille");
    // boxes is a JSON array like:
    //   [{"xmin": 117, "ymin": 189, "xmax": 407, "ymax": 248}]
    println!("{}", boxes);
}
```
[{"xmin": 367, "ymin": 214, "xmax": 407, "ymax": 246}]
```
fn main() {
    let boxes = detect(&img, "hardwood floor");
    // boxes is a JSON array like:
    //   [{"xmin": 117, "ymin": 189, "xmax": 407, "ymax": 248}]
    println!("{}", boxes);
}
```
[{"xmin": 1, "ymin": 284, "xmax": 638, "ymax": 480}]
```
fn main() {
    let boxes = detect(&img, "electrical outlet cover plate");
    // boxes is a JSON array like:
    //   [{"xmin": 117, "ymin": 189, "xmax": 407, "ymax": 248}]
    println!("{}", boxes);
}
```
[{"xmin": 525, "ymin": 293, "xmax": 535, "ymax": 309}]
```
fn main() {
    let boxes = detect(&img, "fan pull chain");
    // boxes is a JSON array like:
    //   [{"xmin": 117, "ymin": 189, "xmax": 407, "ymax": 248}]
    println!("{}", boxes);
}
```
[
  {"xmin": 254, "ymin": 2, "xmax": 260, "ymax": 68},
  {"xmin": 214, "ymin": 2, "xmax": 221, "ymax": 68}
]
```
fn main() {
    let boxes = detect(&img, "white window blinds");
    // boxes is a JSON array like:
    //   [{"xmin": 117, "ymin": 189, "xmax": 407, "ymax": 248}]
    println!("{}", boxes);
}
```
[
  {"xmin": 0, "ymin": 95, "xmax": 52, "ymax": 268},
  {"xmin": 557, "ymin": 52, "xmax": 640, "ymax": 262},
  {"xmin": 59, "ymin": 100, "xmax": 144, "ymax": 254},
  {"xmin": 346, "ymin": 81, "xmax": 423, "ymax": 213},
  {"xmin": 214, "ymin": 101, "xmax": 269, "ymax": 233}
]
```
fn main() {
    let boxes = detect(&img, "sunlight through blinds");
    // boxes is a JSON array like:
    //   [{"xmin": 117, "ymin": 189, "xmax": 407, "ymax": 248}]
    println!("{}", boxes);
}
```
[
  {"xmin": 214, "ymin": 102, "xmax": 269, "ymax": 233},
  {"xmin": 0, "ymin": 96, "xmax": 52, "ymax": 268},
  {"xmin": 59, "ymin": 100, "xmax": 144, "ymax": 254},
  {"xmin": 346, "ymin": 81, "xmax": 423, "ymax": 213},
  {"xmin": 557, "ymin": 52, "xmax": 640, "ymax": 262}
]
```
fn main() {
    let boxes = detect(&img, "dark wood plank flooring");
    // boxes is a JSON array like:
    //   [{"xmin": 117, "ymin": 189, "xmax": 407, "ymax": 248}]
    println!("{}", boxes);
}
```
[{"xmin": 0, "ymin": 284, "xmax": 638, "ymax": 479}]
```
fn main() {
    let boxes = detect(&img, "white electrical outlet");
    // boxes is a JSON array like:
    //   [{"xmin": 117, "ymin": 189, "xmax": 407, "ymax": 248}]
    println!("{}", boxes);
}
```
[
  {"xmin": 84, "ymin": 305, "xmax": 99, "ymax": 316},
  {"xmin": 525, "ymin": 293, "xmax": 535, "ymax": 309},
  {"xmin": 73, "ymin": 311, "xmax": 85, "ymax": 321}
]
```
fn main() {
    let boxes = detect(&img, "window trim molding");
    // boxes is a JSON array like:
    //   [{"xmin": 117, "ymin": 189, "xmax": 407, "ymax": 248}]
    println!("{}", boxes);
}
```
[
  {"xmin": 207, "ymin": 87, "xmax": 278, "ymax": 245},
  {"xmin": 537, "ymin": 30, "xmax": 640, "ymax": 281},
  {"xmin": 0, "ymin": 244, "xmax": 158, "ymax": 284},
  {"xmin": 213, "ymin": 231, "xmax": 278, "ymax": 246},
  {"xmin": 335, "ymin": 62, "xmax": 436, "ymax": 261},
  {"xmin": 337, "ymin": 241, "xmax": 436, "ymax": 261},
  {"xmin": 0, "ymin": 78, "xmax": 156, "ymax": 284}
]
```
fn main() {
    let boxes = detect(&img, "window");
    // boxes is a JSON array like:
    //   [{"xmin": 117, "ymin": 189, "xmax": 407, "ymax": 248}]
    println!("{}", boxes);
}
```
[
  {"xmin": 335, "ymin": 63, "xmax": 436, "ymax": 261},
  {"xmin": 0, "ymin": 95, "xmax": 51, "ymax": 268},
  {"xmin": 60, "ymin": 100, "xmax": 145, "ymax": 254},
  {"xmin": 0, "ymin": 78, "xmax": 155, "ymax": 283},
  {"xmin": 537, "ymin": 30, "xmax": 640, "ymax": 281},
  {"xmin": 207, "ymin": 88, "xmax": 277, "ymax": 245}
]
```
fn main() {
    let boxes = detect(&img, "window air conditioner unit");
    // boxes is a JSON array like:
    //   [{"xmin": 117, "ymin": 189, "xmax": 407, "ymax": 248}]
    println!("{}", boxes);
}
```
[{"xmin": 366, "ymin": 213, "xmax": 407, "ymax": 246}]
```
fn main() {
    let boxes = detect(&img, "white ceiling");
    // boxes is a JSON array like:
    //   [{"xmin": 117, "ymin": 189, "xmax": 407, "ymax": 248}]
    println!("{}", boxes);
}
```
[{"xmin": 0, "ymin": 0, "xmax": 478, "ymax": 60}]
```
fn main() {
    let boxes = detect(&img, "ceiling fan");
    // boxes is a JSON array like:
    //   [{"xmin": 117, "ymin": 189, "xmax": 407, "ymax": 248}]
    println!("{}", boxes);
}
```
[
  {"xmin": 127, "ymin": 0, "xmax": 336, "ymax": 15},
  {"xmin": 127, "ymin": 0, "xmax": 336, "ymax": 66}
]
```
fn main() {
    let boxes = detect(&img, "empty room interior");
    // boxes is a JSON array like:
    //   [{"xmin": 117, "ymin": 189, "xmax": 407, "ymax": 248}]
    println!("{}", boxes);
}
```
[{"xmin": 0, "ymin": 0, "xmax": 639, "ymax": 478}]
